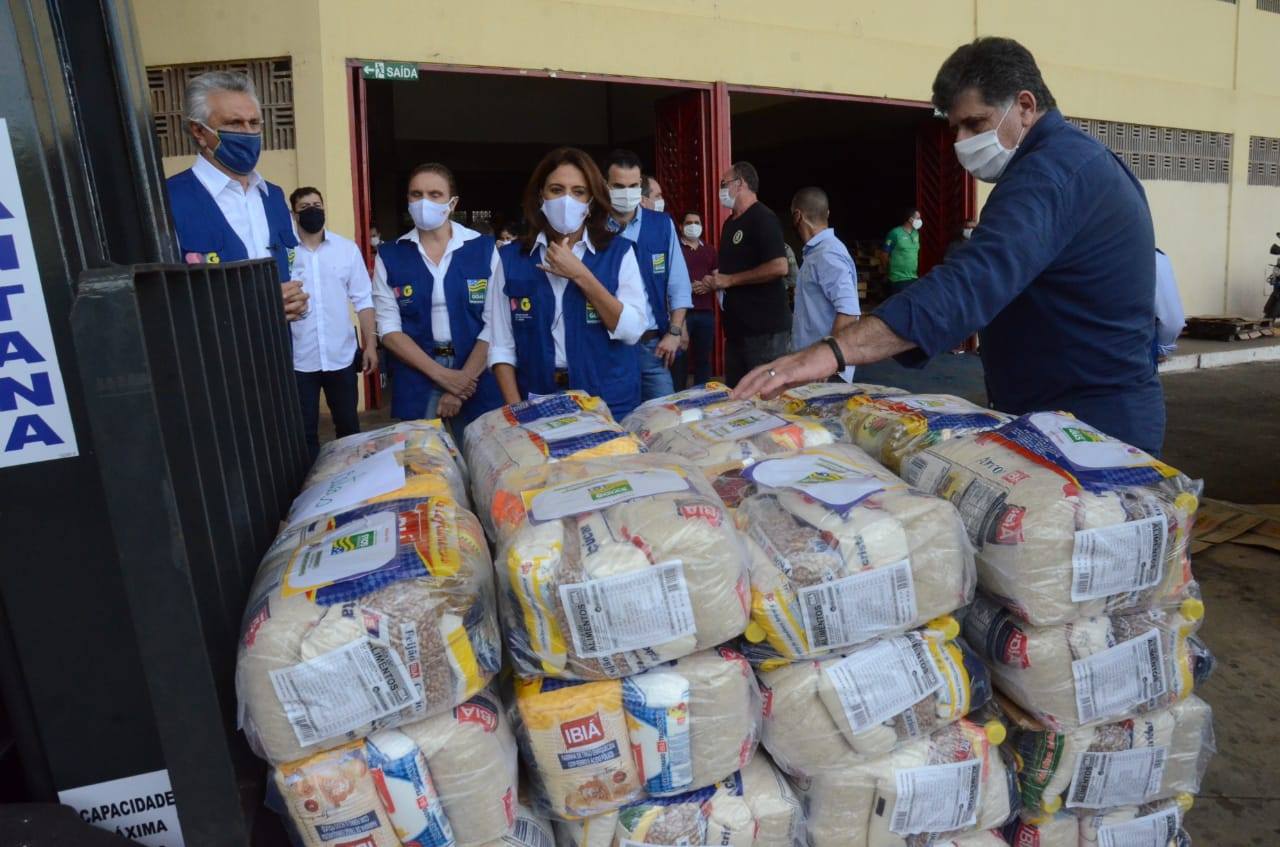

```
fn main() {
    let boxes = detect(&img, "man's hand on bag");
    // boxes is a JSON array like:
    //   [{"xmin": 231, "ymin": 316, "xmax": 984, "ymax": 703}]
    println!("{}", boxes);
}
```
[
  {"xmin": 282, "ymin": 281, "xmax": 309, "ymax": 322},
  {"xmin": 733, "ymin": 344, "xmax": 837, "ymax": 400}
]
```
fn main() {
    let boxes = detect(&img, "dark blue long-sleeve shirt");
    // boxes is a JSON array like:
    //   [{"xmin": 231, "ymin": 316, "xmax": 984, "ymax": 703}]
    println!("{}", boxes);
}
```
[{"xmin": 875, "ymin": 109, "xmax": 1164, "ymax": 454}]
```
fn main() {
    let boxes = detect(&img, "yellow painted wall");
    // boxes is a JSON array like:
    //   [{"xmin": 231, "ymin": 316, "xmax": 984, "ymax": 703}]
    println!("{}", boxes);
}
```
[{"xmin": 131, "ymin": 0, "xmax": 1280, "ymax": 315}]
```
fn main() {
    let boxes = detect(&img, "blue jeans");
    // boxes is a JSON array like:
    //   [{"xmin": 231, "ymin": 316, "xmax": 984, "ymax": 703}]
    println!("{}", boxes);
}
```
[
  {"xmin": 413, "ymin": 352, "xmax": 463, "ymax": 443},
  {"xmin": 639, "ymin": 336, "xmax": 675, "ymax": 402}
]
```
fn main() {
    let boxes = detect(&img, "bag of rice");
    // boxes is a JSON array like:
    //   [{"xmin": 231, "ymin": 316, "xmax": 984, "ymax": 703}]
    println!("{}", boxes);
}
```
[
  {"xmin": 764, "ymin": 381, "xmax": 906, "ymax": 419},
  {"xmin": 842, "ymin": 394, "xmax": 1011, "ymax": 475},
  {"xmin": 621, "ymin": 383, "xmax": 755, "ymax": 444}
]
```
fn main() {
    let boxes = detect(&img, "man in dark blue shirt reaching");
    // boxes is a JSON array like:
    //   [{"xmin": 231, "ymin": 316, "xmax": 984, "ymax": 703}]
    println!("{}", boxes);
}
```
[{"xmin": 734, "ymin": 37, "xmax": 1166, "ymax": 454}]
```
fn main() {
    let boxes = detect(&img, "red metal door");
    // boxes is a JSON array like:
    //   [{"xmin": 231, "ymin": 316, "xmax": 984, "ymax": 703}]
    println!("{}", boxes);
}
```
[
  {"xmin": 348, "ymin": 64, "xmax": 382, "ymax": 409},
  {"xmin": 915, "ymin": 118, "xmax": 974, "ymax": 275}
]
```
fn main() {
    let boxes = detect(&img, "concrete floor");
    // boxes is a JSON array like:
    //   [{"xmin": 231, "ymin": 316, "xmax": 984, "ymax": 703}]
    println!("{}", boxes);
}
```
[{"xmin": 319, "ymin": 358, "xmax": 1280, "ymax": 843}]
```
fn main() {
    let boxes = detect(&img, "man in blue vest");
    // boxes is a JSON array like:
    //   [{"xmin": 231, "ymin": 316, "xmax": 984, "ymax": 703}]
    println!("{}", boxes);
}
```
[
  {"xmin": 604, "ymin": 149, "xmax": 692, "ymax": 401},
  {"xmin": 166, "ymin": 70, "xmax": 308, "ymax": 322}
]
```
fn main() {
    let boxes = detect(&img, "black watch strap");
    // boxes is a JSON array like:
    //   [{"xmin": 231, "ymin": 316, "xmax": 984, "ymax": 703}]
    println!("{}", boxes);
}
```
[{"xmin": 821, "ymin": 336, "xmax": 846, "ymax": 374}]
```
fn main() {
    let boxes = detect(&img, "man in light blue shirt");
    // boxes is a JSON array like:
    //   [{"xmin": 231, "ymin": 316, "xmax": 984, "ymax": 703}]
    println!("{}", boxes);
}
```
[
  {"xmin": 790, "ymin": 187, "xmax": 861, "ymax": 381},
  {"xmin": 605, "ymin": 149, "xmax": 693, "ymax": 400}
]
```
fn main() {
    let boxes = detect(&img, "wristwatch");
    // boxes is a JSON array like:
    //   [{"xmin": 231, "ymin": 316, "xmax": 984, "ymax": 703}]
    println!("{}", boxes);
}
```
[
  {"xmin": 821, "ymin": 336, "xmax": 846, "ymax": 375},
  {"xmin": 667, "ymin": 323, "xmax": 684, "ymax": 337}
]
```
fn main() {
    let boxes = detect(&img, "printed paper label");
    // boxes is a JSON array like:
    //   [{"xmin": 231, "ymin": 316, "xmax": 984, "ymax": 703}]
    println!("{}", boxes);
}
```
[
  {"xmin": 58, "ymin": 769, "xmax": 185, "ymax": 847},
  {"xmin": 269, "ymin": 638, "xmax": 420, "ymax": 747},
  {"xmin": 902, "ymin": 452, "xmax": 953, "ymax": 495},
  {"xmin": 1067, "ymin": 746, "xmax": 1168, "ymax": 809},
  {"xmin": 288, "ymin": 447, "xmax": 406, "ymax": 526},
  {"xmin": 798, "ymin": 560, "xmax": 918, "ymax": 651},
  {"xmin": 686, "ymin": 409, "xmax": 787, "ymax": 442},
  {"xmin": 894, "ymin": 395, "xmax": 985, "ymax": 415},
  {"xmin": 529, "ymin": 469, "xmax": 689, "ymax": 522},
  {"xmin": 824, "ymin": 633, "xmax": 943, "ymax": 733},
  {"xmin": 1029, "ymin": 411, "xmax": 1157, "ymax": 470},
  {"xmin": 1072, "ymin": 630, "xmax": 1168, "ymax": 724},
  {"xmin": 559, "ymin": 561, "xmax": 696, "ymax": 658},
  {"xmin": 746, "ymin": 453, "xmax": 887, "ymax": 510},
  {"xmin": 284, "ymin": 511, "xmax": 398, "ymax": 594},
  {"xmin": 1097, "ymin": 807, "xmax": 1181, "ymax": 847},
  {"xmin": 890, "ymin": 758, "xmax": 983, "ymax": 835},
  {"xmin": 1071, "ymin": 515, "xmax": 1168, "ymax": 601},
  {"xmin": 522, "ymin": 413, "xmax": 612, "ymax": 441}
]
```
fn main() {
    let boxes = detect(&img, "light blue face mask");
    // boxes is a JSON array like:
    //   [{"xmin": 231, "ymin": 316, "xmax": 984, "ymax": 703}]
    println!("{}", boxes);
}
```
[{"xmin": 200, "ymin": 122, "xmax": 263, "ymax": 175}]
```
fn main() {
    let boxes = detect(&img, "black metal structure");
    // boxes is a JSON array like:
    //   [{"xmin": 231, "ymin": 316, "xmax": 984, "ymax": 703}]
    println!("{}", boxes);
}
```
[{"xmin": 0, "ymin": 0, "xmax": 307, "ymax": 843}]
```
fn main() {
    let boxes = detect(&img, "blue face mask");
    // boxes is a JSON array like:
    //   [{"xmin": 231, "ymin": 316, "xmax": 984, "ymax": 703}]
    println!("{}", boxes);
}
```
[{"xmin": 201, "ymin": 122, "xmax": 262, "ymax": 175}]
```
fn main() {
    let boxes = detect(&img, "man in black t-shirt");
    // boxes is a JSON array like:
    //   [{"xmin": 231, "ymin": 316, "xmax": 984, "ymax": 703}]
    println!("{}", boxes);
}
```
[{"xmin": 694, "ymin": 162, "xmax": 791, "ymax": 386}]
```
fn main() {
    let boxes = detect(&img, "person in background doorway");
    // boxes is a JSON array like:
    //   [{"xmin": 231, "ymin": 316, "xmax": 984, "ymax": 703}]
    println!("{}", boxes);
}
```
[
  {"xmin": 488, "ymin": 147, "xmax": 647, "ymax": 418},
  {"xmin": 1153, "ymin": 248, "xmax": 1185, "ymax": 363},
  {"xmin": 370, "ymin": 225, "xmax": 382, "ymax": 248},
  {"xmin": 790, "ymin": 187, "xmax": 860, "ymax": 382},
  {"xmin": 735, "ymin": 36, "xmax": 1167, "ymax": 454},
  {"xmin": 694, "ymin": 161, "xmax": 790, "ymax": 387},
  {"xmin": 879, "ymin": 207, "xmax": 923, "ymax": 291},
  {"xmin": 944, "ymin": 216, "xmax": 979, "ymax": 261},
  {"xmin": 604, "ymin": 149, "xmax": 692, "ymax": 401},
  {"xmin": 166, "ymin": 70, "xmax": 308, "ymax": 321},
  {"xmin": 287, "ymin": 187, "xmax": 377, "ymax": 457},
  {"xmin": 673, "ymin": 210, "xmax": 718, "ymax": 387},
  {"xmin": 641, "ymin": 174, "xmax": 666, "ymax": 214},
  {"xmin": 371, "ymin": 163, "xmax": 503, "ymax": 432},
  {"xmin": 497, "ymin": 221, "xmax": 523, "ymax": 246}
]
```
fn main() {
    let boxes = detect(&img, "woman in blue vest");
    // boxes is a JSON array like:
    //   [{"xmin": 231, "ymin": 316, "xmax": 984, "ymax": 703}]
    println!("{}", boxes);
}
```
[
  {"xmin": 487, "ymin": 147, "xmax": 648, "ymax": 419},
  {"xmin": 371, "ymin": 163, "xmax": 503, "ymax": 430}
]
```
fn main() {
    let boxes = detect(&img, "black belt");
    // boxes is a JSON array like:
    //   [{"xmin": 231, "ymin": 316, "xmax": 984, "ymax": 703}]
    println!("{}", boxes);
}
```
[
  {"xmin": 553, "ymin": 369, "xmax": 570, "ymax": 387},
  {"xmin": 640, "ymin": 329, "xmax": 662, "ymax": 342},
  {"xmin": 430, "ymin": 344, "xmax": 455, "ymax": 357}
]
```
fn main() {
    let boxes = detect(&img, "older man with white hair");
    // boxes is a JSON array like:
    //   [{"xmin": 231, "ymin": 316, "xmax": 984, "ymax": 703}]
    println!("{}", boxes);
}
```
[{"xmin": 166, "ymin": 70, "xmax": 308, "ymax": 320}]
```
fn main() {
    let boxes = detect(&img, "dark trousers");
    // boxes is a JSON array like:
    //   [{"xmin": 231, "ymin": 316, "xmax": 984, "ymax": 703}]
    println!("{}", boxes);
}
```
[
  {"xmin": 670, "ymin": 309, "xmax": 715, "ymax": 388},
  {"xmin": 724, "ymin": 330, "xmax": 790, "ymax": 388},
  {"xmin": 296, "ymin": 359, "xmax": 360, "ymax": 458}
]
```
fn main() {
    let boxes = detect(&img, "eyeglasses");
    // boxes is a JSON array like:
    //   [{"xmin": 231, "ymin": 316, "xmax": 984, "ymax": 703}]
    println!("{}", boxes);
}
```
[{"xmin": 718, "ymin": 177, "xmax": 742, "ymax": 189}]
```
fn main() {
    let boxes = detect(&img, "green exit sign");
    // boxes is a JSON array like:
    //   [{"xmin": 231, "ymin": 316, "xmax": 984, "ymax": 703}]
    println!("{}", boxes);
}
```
[{"xmin": 362, "ymin": 61, "xmax": 419, "ymax": 82}]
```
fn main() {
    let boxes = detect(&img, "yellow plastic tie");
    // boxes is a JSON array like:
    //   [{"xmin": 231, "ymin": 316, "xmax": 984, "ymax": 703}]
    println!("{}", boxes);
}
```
[
  {"xmin": 1041, "ymin": 794, "xmax": 1063, "ymax": 814},
  {"xmin": 1174, "ymin": 492, "xmax": 1199, "ymax": 514},
  {"xmin": 1176, "ymin": 792, "xmax": 1195, "ymax": 812},
  {"xmin": 1180, "ymin": 597, "xmax": 1205, "ymax": 622},
  {"xmin": 745, "ymin": 621, "xmax": 766, "ymax": 643},
  {"xmin": 927, "ymin": 615, "xmax": 961, "ymax": 641},
  {"xmin": 984, "ymin": 720, "xmax": 1007, "ymax": 745}
]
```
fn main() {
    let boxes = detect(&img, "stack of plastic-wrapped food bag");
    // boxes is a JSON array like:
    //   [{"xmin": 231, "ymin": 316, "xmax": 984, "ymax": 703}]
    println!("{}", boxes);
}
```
[
  {"xmin": 712, "ymin": 431, "xmax": 1019, "ymax": 846},
  {"xmin": 901, "ymin": 410, "xmax": 1214, "ymax": 844},
  {"xmin": 841, "ymin": 393, "xmax": 1011, "ymax": 475},
  {"xmin": 620, "ymin": 381, "xmax": 754, "ymax": 443},
  {"xmin": 763, "ymin": 381, "xmax": 906, "ymax": 419},
  {"xmin": 235, "ymin": 420, "xmax": 524, "ymax": 846}
]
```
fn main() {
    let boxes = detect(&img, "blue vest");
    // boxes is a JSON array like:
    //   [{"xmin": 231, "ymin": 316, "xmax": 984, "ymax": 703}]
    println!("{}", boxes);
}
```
[
  {"xmin": 377, "ymin": 235, "xmax": 503, "ymax": 425},
  {"xmin": 165, "ymin": 167, "xmax": 297, "ymax": 284},
  {"xmin": 500, "ymin": 237, "xmax": 641, "ymax": 419},
  {"xmin": 625, "ymin": 208, "xmax": 675, "ymax": 332}
]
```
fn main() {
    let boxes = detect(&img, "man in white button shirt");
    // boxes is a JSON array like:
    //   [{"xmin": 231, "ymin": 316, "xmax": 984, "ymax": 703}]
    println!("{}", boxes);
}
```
[
  {"xmin": 166, "ymin": 71, "xmax": 308, "ymax": 321},
  {"xmin": 288, "ymin": 187, "xmax": 377, "ymax": 456}
]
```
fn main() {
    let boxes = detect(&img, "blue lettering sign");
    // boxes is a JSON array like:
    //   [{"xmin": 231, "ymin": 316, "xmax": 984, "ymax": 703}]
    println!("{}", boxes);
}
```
[
  {"xmin": 0, "ymin": 284, "xmax": 23, "ymax": 321},
  {"xmin": 5, "ymin": 414, "xmax": 64, "ymax": 451},
  {"xmin": 0, "ymin": 331, "xmax": 44, "ymax": 366},
  {"xmin": 0, "ymin": 235, "xmax": 15, "ymax": 271},
  {"xmin": 0, "ymin": 372, "xmax": 53, "ymax": 411}
]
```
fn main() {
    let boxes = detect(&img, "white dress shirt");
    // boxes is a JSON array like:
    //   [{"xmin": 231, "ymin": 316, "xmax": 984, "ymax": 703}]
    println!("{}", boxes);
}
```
[
  {"xmin": 1153, "ymin": 249, "xmax": 1185, "ymax": 356},
  {"xmin": 486, "ymin": 232, "xmax": 646, "ymax": 369},
  {"xmin": 191, "ymin": 154, "xmax": 271, "ymax": 260},
  {"xmin": 289, "ymin": 230, "xmax": 375, "ymax": 373},
  {"xmin": 371, "ymin": 222, "xmax": 497, "ymax": 346}
]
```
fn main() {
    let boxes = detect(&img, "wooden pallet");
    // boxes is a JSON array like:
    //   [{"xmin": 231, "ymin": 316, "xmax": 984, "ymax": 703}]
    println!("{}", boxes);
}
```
[{"xmin": 1182, "ymin": 316, "xmax": 1276, "ymax": 341}]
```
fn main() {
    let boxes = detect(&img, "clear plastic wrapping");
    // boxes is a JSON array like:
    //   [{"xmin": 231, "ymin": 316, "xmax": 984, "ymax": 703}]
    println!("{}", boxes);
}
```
[
  {"xmin": 467, "ymin": 391, "xmax": 613, "ymax": 443},
  {"xmin": 763, "ymin": 381, "xmax": 907, "ymax": 419},
  {"xmin": 490, "ymin": 454, "xmax": 750, "ymax": 679},
  {"xmin": 791, "ymin": 718, "xmax": 1019, "ymax": 847},
  {"xmin": 901, "ymin": 411, "xmax": 1201, "ymax": 627},
  {"xmin": 513, "ymin": 648, "xmax": 762, "ymax": 820},
  {"xmin": 1011, "ymin": 695, "xmax": 1214, "ymax": 815},
  {"xmin": 553, "ymin": 753, "xmax": 805, "ymax": 846},
  {"xmin": 733, "ymin": 445, "xmax": 976, "ymax": 663},
  {"xmin": 269, "ymin": 690, "xmax": 519, "ymax": 847},
  {"xmin": 464, "ymin": 395, "xmax": 644, "ymax": 540},
  {"xmin": 286, "ymin": 431, "xmax": 472, "ymax": 530},
  {"xmin": 1006, "ymin": 796, "xmax": 1195, "ymax": 847},
  {"xmin": 841, "ymin": 394, "xmax": 1012, "ymax": 475},
  {"xmin": 963, "ymin": 593, "xmax": 1212, "ymax": 732},
  {"xmin": 307, "ymin": 420, "xmax": 467, "ymax": 492},
  {"xmin": 621, "ymin": 382, "xmax": 755, "ymax": 444},
  {"xmin": 644, "ymin": 409, "xmax": 842, "ymax": 506},
  {"xmin": 758, "ymin": 625, "xmax": 993, "ymax": 773},
  {"xmin": 483, "ymin": 803, "xmax": 558, "ymax": 847},
  {"xmin": 236, "ymin": 496, "xmax": 501, "ymax": 764}
]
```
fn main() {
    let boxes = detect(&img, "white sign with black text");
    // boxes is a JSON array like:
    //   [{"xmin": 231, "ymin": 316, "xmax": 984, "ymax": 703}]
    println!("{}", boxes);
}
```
[{"xmin": 58, "ymin": 768, "xmax": 185, "ymax": 846}]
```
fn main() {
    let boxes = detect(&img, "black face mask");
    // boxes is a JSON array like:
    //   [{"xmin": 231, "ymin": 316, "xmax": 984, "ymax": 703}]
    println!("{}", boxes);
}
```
[{"xmin": 298, "ymin": 207, "xmax": 326, "ymax": 234}]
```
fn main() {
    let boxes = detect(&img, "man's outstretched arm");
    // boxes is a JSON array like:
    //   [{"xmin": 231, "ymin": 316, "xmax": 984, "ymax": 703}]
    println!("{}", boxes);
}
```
[{"xmin": 733, "ymin": 316, "xmax": 914, "ymax": 399}]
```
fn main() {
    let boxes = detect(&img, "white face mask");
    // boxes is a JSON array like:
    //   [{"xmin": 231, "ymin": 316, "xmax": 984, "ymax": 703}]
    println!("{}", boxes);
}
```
[
  {"xmin": 370, "ymin": 235, "xmax": 381, "ymax": 247},
  {"xmin": 682, "ymin": 223, "xmax": 703, "ymax": 240},
  {"xmin": 652, "ymin": 198, "xmax": 665, "ymax": 213},
  {"xmin": 541, "ymin": 195, "xmax": 591, "ymax": 235},
  {"xmin": 912, "ymin": 217, "xmax": 923, "ymax": 231},
  {"xmin": 962, "ymin": 227, "xmax": 974, "ymax": 239},
  {"xmin": 409, "ymin": 197, "xmax": 454, "ymax": 231},
  {"xmin": 609, "ymin": 186, "xmax": 642, "ymax": 214},
  {"xmin": 719, "ymin": 187, "xmax": 735, "ymax": 209},
  {"xmin": 954, "ymin": 100, "xmax": 1025, "ymax": 183}
]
